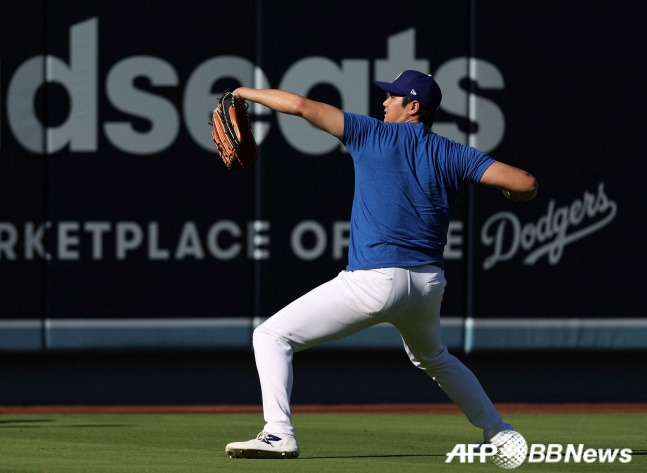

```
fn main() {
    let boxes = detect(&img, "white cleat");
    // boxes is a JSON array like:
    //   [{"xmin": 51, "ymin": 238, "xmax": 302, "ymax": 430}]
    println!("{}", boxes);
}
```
[{"xmin": 225, "ymin": 431, "xmax": 300, "ymax": 459}]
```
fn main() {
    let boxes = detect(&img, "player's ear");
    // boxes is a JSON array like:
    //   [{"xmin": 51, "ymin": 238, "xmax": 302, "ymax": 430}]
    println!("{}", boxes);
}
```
[{"xmin": 409, "ymin": 100, "xmax": 421, "ymax": 115}]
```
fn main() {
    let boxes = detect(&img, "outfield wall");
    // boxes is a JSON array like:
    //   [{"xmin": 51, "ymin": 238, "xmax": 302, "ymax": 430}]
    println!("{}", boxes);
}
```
[
  {"xmin": 1, "ymin": 348, "xmax": 646, "ymax": 404},
  {"xmin": 1, "ymin": 1, "xmax": 645, "ymax": 353}
]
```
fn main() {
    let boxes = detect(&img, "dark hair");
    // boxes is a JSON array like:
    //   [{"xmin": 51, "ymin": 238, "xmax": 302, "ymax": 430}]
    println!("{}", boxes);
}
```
[{"xmin": 402, "ymin": 96, "xmax": 435, "ymax": 129}]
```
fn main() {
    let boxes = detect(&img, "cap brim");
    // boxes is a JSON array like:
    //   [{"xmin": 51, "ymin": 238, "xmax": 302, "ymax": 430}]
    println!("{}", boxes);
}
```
[{"xmin": 374, "ymin": 80, "xmax": 405, "ymax": 95}]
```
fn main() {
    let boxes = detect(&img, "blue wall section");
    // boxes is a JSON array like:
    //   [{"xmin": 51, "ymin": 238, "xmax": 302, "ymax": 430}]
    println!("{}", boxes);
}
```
[{"xmin": 3, "ymin": 318, "xmax": 646, "ymax": 352}]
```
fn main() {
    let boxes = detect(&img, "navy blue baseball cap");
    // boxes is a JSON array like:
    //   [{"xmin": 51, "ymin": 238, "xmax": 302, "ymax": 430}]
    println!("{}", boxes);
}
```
[{"xmin": 374, "ymin": 70, "xmax": 442, "ymax": 110}]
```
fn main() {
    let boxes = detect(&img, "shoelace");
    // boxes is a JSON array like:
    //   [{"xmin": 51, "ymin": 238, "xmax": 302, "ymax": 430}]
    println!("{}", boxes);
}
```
[{"xmin": 256, "ymin": 431, "xmax": 281, "ymax": 444}]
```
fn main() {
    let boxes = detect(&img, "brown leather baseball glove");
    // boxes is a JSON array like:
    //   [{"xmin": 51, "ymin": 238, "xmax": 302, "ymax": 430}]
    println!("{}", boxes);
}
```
[{"xmin": 211, "ymin": 92, "xmax": 258, "ymax": 169}]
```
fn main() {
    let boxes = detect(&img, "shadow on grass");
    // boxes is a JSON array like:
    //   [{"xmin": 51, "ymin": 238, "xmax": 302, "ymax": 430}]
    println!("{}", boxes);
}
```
[
  {"xmin": 303, "ymin": 451, "xmax": 647, "ymax": 460},
  {"xmin": 0, "ymin": 419, "xmax": 130, "ymax": 429},
  {"xmin": 0, "ymin": 419, "xmax": 53, "ymax": 424},
  {"xmin": 301, "ymin": 453, "xmax": 445, "ymax": 459}
]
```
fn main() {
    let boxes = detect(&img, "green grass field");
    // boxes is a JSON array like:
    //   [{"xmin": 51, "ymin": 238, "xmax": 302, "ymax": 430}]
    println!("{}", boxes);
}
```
[{"xmin": 0, "ymin": 412, "xmax": 645, "ymax": 472}]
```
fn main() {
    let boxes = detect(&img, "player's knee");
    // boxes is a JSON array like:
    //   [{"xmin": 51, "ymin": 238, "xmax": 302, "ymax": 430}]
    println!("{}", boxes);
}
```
[
  {"xmin": 409, "ymin": 345, "xmax": 451, "ymax": 371},
  {"xmin": 252, "ymin": 325, "xmax": 268, "ymax": 348},
  {"xmin": 252, "ymin": 324, "xmax": 290, "ymax": 351}
]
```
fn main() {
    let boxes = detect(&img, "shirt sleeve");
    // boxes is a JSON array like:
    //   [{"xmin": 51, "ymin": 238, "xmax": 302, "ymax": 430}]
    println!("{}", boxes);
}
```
[
  {"xmin": 342, "ymin": 112, "xmax": 381, "ymax": 150},
  {"xmin": 456, "ymin": 143, "xmax": 495, "ymax": 182}
]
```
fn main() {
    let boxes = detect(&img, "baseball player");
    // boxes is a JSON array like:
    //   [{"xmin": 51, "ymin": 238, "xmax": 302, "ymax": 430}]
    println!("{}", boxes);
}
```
[{"xmin": 225, "ymin": 70, "xmax": 538, "ymax": 459}]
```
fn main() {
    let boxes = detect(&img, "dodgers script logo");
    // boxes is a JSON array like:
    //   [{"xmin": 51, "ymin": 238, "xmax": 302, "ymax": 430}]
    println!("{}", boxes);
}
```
[{"xmin": 481, "ymin": 183, "xmax": 617, "ymax": 269}]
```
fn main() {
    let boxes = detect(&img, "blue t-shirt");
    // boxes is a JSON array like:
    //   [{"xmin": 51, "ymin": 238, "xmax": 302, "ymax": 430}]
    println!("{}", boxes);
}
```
[{"xmin": 342, "ymin": 111, "xmax": 494, "ymax": 271}]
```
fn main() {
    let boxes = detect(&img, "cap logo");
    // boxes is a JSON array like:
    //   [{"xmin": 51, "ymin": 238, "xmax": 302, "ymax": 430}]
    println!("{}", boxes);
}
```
[{"xmin": 410, "ymin": 89, "xmax": 417, "ymax": 95}]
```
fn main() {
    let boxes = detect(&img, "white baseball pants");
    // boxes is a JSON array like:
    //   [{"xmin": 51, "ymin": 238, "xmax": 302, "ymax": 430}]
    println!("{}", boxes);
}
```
[{"xmin": 253, "ymin": 265, "xmax": 510, "ymax": 439}]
